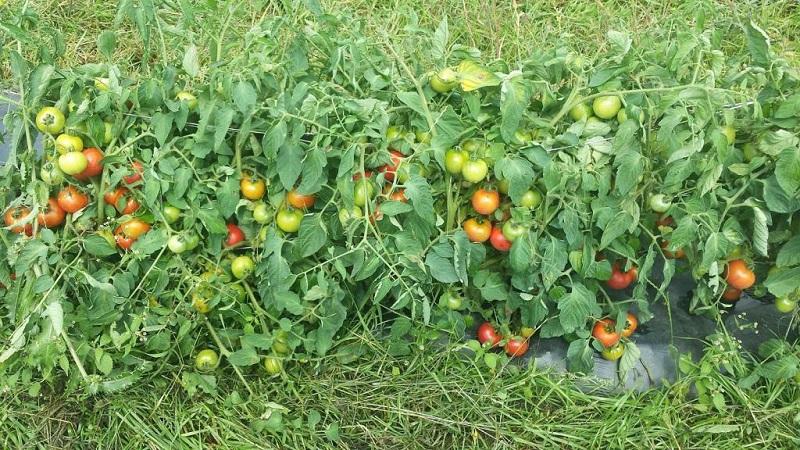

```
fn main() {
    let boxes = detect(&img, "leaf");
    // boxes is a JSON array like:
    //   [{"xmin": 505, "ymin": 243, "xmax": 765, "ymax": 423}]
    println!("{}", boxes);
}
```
[
  {"xmin": 539, "ymin": 236, "xmax": 567, "ymax": 289},
  {"xmin": 607, "ymin": 30, "xmax": 632, "ymax": 57},
  {"xmin": 198, "ymin": 207, "xmax": 228, "ymax": 234},
  {"xmin": 232, "ymin": 80, "xmax": 257, "ymax": 113},
  {"xmin": 425, "ymin": 244, "xmax": 458, "ymax": 283},
  {"xmin": 431, "ymin": 18, "xmax": 449, "ymax": 61},
  {"xmin": 84, "ymin": 235, "xmax": 117, "ymax": 257},
  {"xmin": 763, "ymin": 176, "xmax": 800, "ymax": 213},
  {"xmin": 474, "ymin": 270, "xmax": 508, "ymax": 301},
  {"xmin": 599, "ymin": 211, "xmax": 632, "ymax": 249},
  {"xmin": 151, "ymin": 112, "xmax": 173, "ymax": 146},
  {"xmin": 132, "ymin": 229, "xmax": 167, "ymax": 255},
  {"xmin": 397, "ymin": 92, "xmax": 427, "ymax": 119},
  {"xmin": 404, "ymin": 175, "xmax": 436, "ymax": 223},
  {"xmin": 777, "ymin": 235, "xmax": 800, "ymax": 267},
  {"xmin": 566, "ymin": 339, "xmax": 594, "ymax": 373},
  {"xmin": 97, "ymin": 31, "xmax": 117, "ymax": 60},
  {"xmin": 499, "ymin": 72, "xmax": 530, "ymax": 143},
  {"xmin": 312, "ymin": 297, "xmax": 347, "ymax": 356},
  {"xmin": 775, "ymin": 149, "xmax": 800, "ymax": 196},
  {"xmin": 494, "ymin": 156, "xmax": 535, "ymax": 204},
  {"xmin": 45, "ymin": 301, "xmax": 64, "ymax": 336},
  {"xmin": 182, "ymin": 44, "xmax": 200, "ymax": 77},
  {"xmin": 752, "ymin": 207, "xmax": 769, "ymax": 257},
  {"xmin": 558, "ymin": 284, "xmax": 600, "ymax": 333},
  {"xmin": 296, "ymin": 215, "xmax": 328, "ymax": 257},
  {"xmin": 618, "ymin": 341, "xmax": 641, "ymax": 380},
  {"xmin": 744, "ymin": 21, "xmax": 770, "ymax": 68},
  {"xmin": 457, "ymin": 60, "xmax": 501, "ymax": 92},
  {"xmin": 14, "ymin": 240, "xmax": 48, "ymax": 274},
  {"xmin": 227, "ymin": 348, "xmax": 260, "ymax": 366},
  {"xmin": 765, "ymin": 267, "xmax": 800, "ymax": 297}
]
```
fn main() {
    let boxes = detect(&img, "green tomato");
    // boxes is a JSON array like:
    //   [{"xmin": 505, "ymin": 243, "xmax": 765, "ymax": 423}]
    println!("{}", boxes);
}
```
[
  {"xmin": 55, "ymin": 133, "xmax": 84, "ymax": 154},
  {"xmin": 103, "ymin": 121, "xmax": 114, "ymax": 145},
  {"xmin": 353, "ymin": 179, "xmax": 375, "ymax": 207},
  {"xmin": 231, "ymin": 255, "xmax": 255, "ymax": 280},
  {"xmin": 176, "ymin": 91, "xmax": 198, "ymax": 110},
  {"xmin": 195, "ymin": 349, "xmax": 220, "ymax": 372},
  {"xmin": 601, "ymin": 343, "xmax": 625, "ymax": 361},
  {"xmin": 276, "ymin": 207, "xmax": 303, "ymax": 233},
  {"xmin": 264, "ymin": 356, "xmax": 283, "ymax": 375},
  {"xmin": 225, "ymin": 283, "xmax": 247, "ymax": 303},
  {"xmin": 721, "ymin": 125, "xmax": 736, "ymax": 145},
  {"xmin": 648, "ymin": 194, "xmax": 672, "ymax": 213},
  {"xmin": 40, "ymin": 161, "xmax": 64, "ymax": 185},
  {"xmin": 444, "ymin": 149, "xmax": 469, "ymax": 175},
  {"xmin": 502, "ymin": 221, "xmax": 527, "ymax": 242},
  {"xmin": 617, "ymin": 109, "xmax": 644, "ymax": 123},
  {"xmin": 163, "ymin": 205, "xmax": 181, "ymax": 224},
  {"xmin": 185, "ymin": 232, "xmax": 200, "ymax": 250},
  {"xmin": 386, "ymin": 126, "xmax": 406, "ymax": 142},
  {"xmin": 461, "ymin": 159, "xmax": 489, "ymax": 183},
  {"xmin": 592, "ymin": 96, "xmax": 622, "ymax": 120},
  {"xmin": 58, "ymin": 151, "xmax": 88, "ymax": 175},
  {"xmin": 253, "ymin": 202, "xmax": 272, "ymax": 224},
  {"xmin": 775, "ymin": 297, "xmax": 798, "ymax": 313},
  {"xmin": 167, "ymin": 235, "xmax": 191, "ymax": 254},
  {"xmin": 415, "ymin": 130, "xmax": 431, "ymax": 144},
  {"xmin": 518, "ymin": 190, "xmax": 542, "ymax": 209},
  {"xmin": 273, "ymin": 330, "xmax": 291, "ymax": 354},
  {"xmin": 497, "ymin": 179, "xmax": 510, "ymax": 195},
  {"xmin": 742, "ymin": 143, "xmax": 758, "ymax": 162},
  {"xmin": 461, "ymin": 139, "xmax": 486, "ymax": 155},
  {"xmin": 439, "ymin": 291, "xmax": 463, "ymax": 310},
  {"xmin": 430, "ymin": 67, "xmax": 458, "ymax": 93},
  {"xmin": 35, "ymin": 107, "xmax": 66, "ymax": 134},
  {"xmin": 338, "ymin": 206, "xmax": 363, "ymax": 226},
  {"xmin": 568, "ymin": 103, "xmax": 592, "ymax": 121}
]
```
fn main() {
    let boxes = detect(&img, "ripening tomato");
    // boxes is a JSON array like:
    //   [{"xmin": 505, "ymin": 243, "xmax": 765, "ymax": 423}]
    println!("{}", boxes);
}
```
[
  {"xmin": 461, "ymin": 159, "xmax": 489, "ymax": 183},
  {"xmin": 35, "ymin": 107, "xmax": 65, "ymax": 134},
  {"xmin": 123, "ymin": 161, "xmax": 144, "ymax": 184},
  {"xmin": 726, "ymin": 259, "xmax": 755, "ymax": 290},
  {"xmin": 471, "ymin": 188, "xmax": 500, "ymax": 215},
  {"xmin": 622, "ymin": 312, "xmax": 638, "ymax": 338},
  {"xmin": 504, "ymin": 337, "xmax": 529, "ymax": 358},
  {"xmin": 490, "ymin": 225, "xmax": 512, "ymax": 252},
  {"xmin": 240, "ymin": 174, "xmax": 266, "ymax": 200},
  {"xmin": 655, "ymin": 215, "xmax": 674, "ymax": 228},
  {"xmin": 722, "ymin": 287, "xmax": 741, "ymax": 302},
  {"xmin": 115, "ymin": 218, "xmax": 151, "ymax": 249},
  {"xmin": 444, "ymin": 149, "xmax": 469, "ymax": 175},
  {"xmin": 463, "ymin": 218, "xmax": 492, "ymax": 243},
  {"xmin": 195, "ymin": 349, "xmax": 219, "ymax": 372},
  {"xmin": 380, "ymin": 150, "xmax": 404, "ymax": 182},
  {"xmin": 592, "ymin": 318, "xmax": 621, "ymax": 348},
  {"xmin": 74, "ymin": 147, "xmax": 104, "ymax": 181},
  {"xmin": 57, "ymin": 186, "xmax": 90, "ymax": 213},
  {"xmin": 225, "ymin": 223, "xmax": 245, "ymax": 246},
  {"xmin": 592, "ymin": 96, "xmax": 622, "ymax": 120},
  {"xmin": 37, "ymin": 198, "xmax": 66, "ymax": 228},
  {"xmin": 660, "ymin": 240, "xmax": 685, "ymax": 259},
  {"xmin": 601, "ymin": 343, "xmax": 625, "ymax": 361},
  {"xmin": 104, "ymin": 187, "xmax": 140, "ymax": 215},
  {"xmin": 287, "ymin": 189, "xmax": 316, "ymax": 209},
  {"xmin": 276, "ymin": 207, "xmax": 303, "ymax": 233},
  {"xmin": 4, "ymin": 207, "xmax": 32, "ymax": 235},
  {"xmin": 607, "ymin": 266, "xmax": 630, "ymax": 290},
  {"xmin": 55, "ymin": 133, "xmax": 84, "ymax": 155},
  {"xmin": 477, "ymin": 322, "xmax": 502, "ymax": 347}
]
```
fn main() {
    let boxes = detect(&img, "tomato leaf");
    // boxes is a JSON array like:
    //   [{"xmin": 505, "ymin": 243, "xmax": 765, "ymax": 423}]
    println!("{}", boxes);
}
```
[
  {"xmin": 765, "ymin": 267, "xmax": 800, "ymax": 296},
  {"xmin": 752, "ymin": 207, "xmax": 769, "ymax": 257},
  {"xmin": 296, "ymin": 215, "xmax": 328, "ymax": 258},
  {"xmin": 566, "ymin": 338, "xmax": 593, "ymax": 373},
  {"xmin": 558, "ymin": 283, "xmax": 600, "ymax": 333},
  {"xmin": 499, "ymin": 72, "xmax": 530, "ymax": 143},
  {"xmin": 309, "ymin": 296, "xmax": 347, "ymax": 356},
  {"xmin": 83, "ymin": 235, "xmax": 117, "ymax": 257},
  {"xmin": 744, "ymin": 21, "xmax": 771, "ymax": 68},
  {"xmin": 182, "ymin": 44, "xmax": 199, "ymax": 77},
  {"xmin": 776, "ymin": 235, "xmax": 800, "ymax": 267}
]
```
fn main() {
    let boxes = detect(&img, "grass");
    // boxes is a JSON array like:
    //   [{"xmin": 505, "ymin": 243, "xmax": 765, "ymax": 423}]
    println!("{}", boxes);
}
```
[{"xmin": 2, "ymin": 0, "xmax": 800, "ymax": 448}]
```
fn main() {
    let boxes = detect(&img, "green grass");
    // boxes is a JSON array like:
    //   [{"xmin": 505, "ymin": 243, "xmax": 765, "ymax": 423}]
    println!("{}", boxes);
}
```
[{"xmin": 2, "ymin": 0, "xmax": 800, "ymax": 448}]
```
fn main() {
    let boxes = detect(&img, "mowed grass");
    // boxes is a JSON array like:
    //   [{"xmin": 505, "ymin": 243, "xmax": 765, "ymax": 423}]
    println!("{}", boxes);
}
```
[{"xmin": 2, "ymin": 0, "xmax": 800, "ymax": 448}]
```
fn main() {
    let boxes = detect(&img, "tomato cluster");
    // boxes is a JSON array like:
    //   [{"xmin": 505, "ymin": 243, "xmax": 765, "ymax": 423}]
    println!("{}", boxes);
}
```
[{"xmin": 592, "ymin": 312, "xmax": 638, "ymax": 361}]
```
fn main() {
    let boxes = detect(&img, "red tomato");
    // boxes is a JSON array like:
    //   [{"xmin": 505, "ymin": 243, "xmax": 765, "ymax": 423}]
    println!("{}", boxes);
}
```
[
  {"xmin": 504, "ymin": 337, "xmax": 529, "ymax": 357},
  {"xmin": 463, "ymin": 218, "xmax": 492, "ymax": 243},
  {"xmin": 489, "ymin": 225, "xmax": 512, "ymax": 252},
  {"xmin": 592, "ymin": 318, "xmax": 621, "ymax": 348},
  {"xmin": 287, "ymin": 189, "xmax": 316, "ymax": 209},
  {"xmin": 722, "ymin": 286, "xmax": 741, "ymax": 302},
  {"xmin": 726, "ymin": 259, "xmax": 755, "ymax": 290},
  {"xmin": 123, "ymin": 161, "xmax": 144, "ymax": 184},
  {"xmin": 353, "ymin": 171, "xmax": 373, "ymax": 181},
  {"xmin": 104, "ymin": 187, "xmax": 139, "ymax": 215},
  {"xmin": 607, "ymin": 263, "xmax": 637, "ymax": 290},
  {"xmin": 73, "ymin": 147, "xmax": 104, "ymax": 181},
  {"xmin": 471, "ymin": 188, "xmax": 500, "ymax": 215},
  {"xmin": 622, "ymin": 312, "xmax": 638, "ymax": 338},
  {"xmin": 57, "ymin": 186, "xmax": 90, "ymax": 213},
  {"xmin": 225, "ymin": 223, "xmax": 245, "ymax": 247},
  {"xmin": 379, "ymin": 150, "xmax": 404, "ymax": 182},
  {"xmin": 4, "ymin": 207, "xmax": 32, "ymax": 235},
  {"xmin": 660, "ymin": 240, "xmax": 685, "ymax": 259},
  {"xmin": 477, "ymin": 322, "xmax": 502, "ymax": 347},
  {"xmin": 37, "ymin": 198, "xmax": 66, "ymax": 228},
  {"xmin": 114, "ymin": 218, "xmax": 151, "ymax": 250}
]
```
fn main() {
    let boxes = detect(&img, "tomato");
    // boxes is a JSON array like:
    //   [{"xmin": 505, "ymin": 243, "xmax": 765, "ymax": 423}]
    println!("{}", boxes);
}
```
[
  {"xmin": 231, "ymin": 255, "xmax": 255, "ymax": 279},
  {"xmin": 444, "ymin": 149, "xmax": 469, "ymax": 175},
  {"xmin": 476, "ymin": 322, "xmax": 502, "ymax": 347},
  {"xmin": 163, "ymin": 205, "xmax": 181, "ymax": 224},
  {"xmin": 55, "ymin": 133, "xmax": 84, "ymax": 155},
  {"xmin": 490, "ymin": 225, "xmax": 512, "ymax": 252},
  {"xmin": 352, "ymin": 171, "xmax": 373, "ymax": 181},
  {"xmin": 742, "ymin": 143, "xmax": 758, "ymax": 162},
  {"xmin": 648, "ymin": 194, "xmax": 671, "ymax": 213},
  {"xmin": 502, "ymin": 221, "xmax": 527, "ymax": 242},
  {"xmin": 104, "ymin": 187, "xmax": 139, "ymax": 215},
  {"xmin": 622, "ymin": 312, "xmax": 638, "ymax": 338},
  {"xmin": 168, "ymin": 234, "xmax": 196, "ymax": 254},
  {"xmin": 463, "ymin": 218, "xmax": 492, "ymax": 243},
  {"xmin": 592, "ymin": 96, "xmax": 622, "ymax": 120},
  {"xmin": 386, "ymin": 126, "xmax": 406, "ymax": 142},
  {"xmin": 430, "ymin": 67, "xmax": 458, "ymax": 93},
  {"xmin": 40, "ymin": 161, "xmax": 64, "ymax": 185},
  {"xmin": 195, "ymin": 349, "xmax": 219, "ymax": 372},
  {"xmin": 115, "ymin": 218, "xmax": 150, "ymax": 241},
  {"xmin": 240, "ymin": 174, "xmax": 266, "ymax": 200},
  {"xmin": 37, "ymin": 198, "xmax": 66, "ymax": 228},
  {"xmin": 471, "ymin": 188, "xmax": 500, "ymax": 215},
  {"xmin": 225, "ymin": 223, "xmax": 245, "ymax": 247},
  {"xmin": 224, "ymin": 283, "xmax": 246, "ymax": 303},
  {"xmin": 518, "ymin": 190, "xmax": 542, "ymax": 209},
  {"xmin": 601, "ymin": 343, "xmax": 625, "ymax": 361},
  {"xmin": 57, "ymin": 186, "xmax": 90, "ymax": 213},
  {"xmin": 504, "ymin": 337, "xmax": 529, "ymax": 358},
  {"xmin": 176, "ymin": 90, "xmax": 198, "ymax": 110},
  {"xmin": 73, "ymin": 147, "xmax": 104, "ymax": 181},
  {"xmin": 461, "ymin": 159, "xmax": 489, "ymax": 183},
  {"xmin": 461, "ymin": 139, "xmax": 486, "ymax": 155},
  {"xmin": 380, "ymin": 150, "xmax": 404, "ymax": 182},
  {"xmin": 607, "ymin": 263, "xmax": 636, "ymax": 290},
  {"xmin": 338, "ymin": 206, "xmax": 363, "ymax": 226},
  {"xmin": 726, "ymin": 259, "xmax": 755, "ymax": 290},
  {"xmin": 276, "ymin": 207, "xmax": 303, "ymax": 233},
  {"xmin": 655, "ymin": 215, "xmax": 674, "ymax": 228},
  {"xmin": 353, "ymin": 179, "xmax": 375, "ymax": 207},
  {"xmin": 273, "ymin": 330, "xmax": 291, "ymax": 354},
  {"xmin": 497, "ymin": 179, "xmax": 509, "ymax": 195},
  {"xmin": 4, "ymin": 207, "xmax": 32, "ymax": 235},
  {"xmin": 287, "ymin": 189, "xmax": 316, "ymax": 209},
  {"xmin": 58, "ymin": 151, "xmax": 88, "ymax": 175},
  {"xmin": 775, "ymin": 297, "xmax": 798, "ymax": 313},
  {"xmin": 123, "ymin": 161, "xmax": 144, "ymax": 185},
  {"xmin": 568, "ymin": 103, "xmax": 592, "ymax": 121},
  {"xmin": 388, "ymin": 189, "xmax": 407, "ymax": 203},
  {"xmin": 414, "ymin": 130, "xmax": 431, "ymax": 144},
  {"xmin": 253, "ymin": 202, "xmax": 272, "ymax": 224},
  {"xmin": 35, "ymin": 107, "xmax": 65, "ymax": 134},
  {"xmin": 264, "ymin": 357, "xmax": 283, "ymax": 375},
  {"xmin": 440, "ymin": 291, "xmax": 463, "ymax": 310},
  {"xmin": 721, "ymin": 125, "xmax": 736, "ymax": 145},
  {"xmin": 660, "ymin": 240, "xmax": 685, "ymax": 259},
  {"xmin": 721, "ymin": 287, "xmax": 741, "ymax": 302},
  {"xmin": 592, "ymin": 318, "xmax": 621, "ymax": 348}
]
